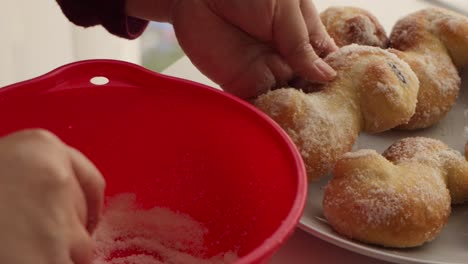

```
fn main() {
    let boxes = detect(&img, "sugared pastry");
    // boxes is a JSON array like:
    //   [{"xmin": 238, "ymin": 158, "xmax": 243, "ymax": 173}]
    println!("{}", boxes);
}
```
[
  {"xmin": 323, "ymin": 137, "xmax": 468, "ymax": 247},
  {"xmin": 320, "ymin": 7, "xmax": 468, "ymax": 129},
  {"xmin": 389, "ymin": 8, "xmax": 468, "ymax": 129},
  {"xmin": 320, "ymin": 6, "xmax": 388, "ymax": 48},
  {"xmin": 255, "ymin": 45, "xmax": 419, "ymax": 181}
]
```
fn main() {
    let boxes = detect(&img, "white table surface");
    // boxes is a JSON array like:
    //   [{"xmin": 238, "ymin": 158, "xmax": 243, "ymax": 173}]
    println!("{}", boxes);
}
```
[{"xmin": 161, "ymin": 1, "xmax": 467, "ymax": 263}]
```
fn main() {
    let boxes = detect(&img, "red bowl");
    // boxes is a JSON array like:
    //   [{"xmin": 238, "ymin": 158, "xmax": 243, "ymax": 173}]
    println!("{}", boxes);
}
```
[{"xmin": 0, "ymin": 60, "xmax": 307, "ymax": 263}]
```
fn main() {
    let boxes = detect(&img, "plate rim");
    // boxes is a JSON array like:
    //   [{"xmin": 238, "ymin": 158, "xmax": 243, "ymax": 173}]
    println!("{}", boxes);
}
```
[
  {"xmin": 298, "ymin": 218, "xmax": 466, "ymax": 264},
  {"xmin": 297, "ymin": 66, "xmax": 468, "ymax": 264}
]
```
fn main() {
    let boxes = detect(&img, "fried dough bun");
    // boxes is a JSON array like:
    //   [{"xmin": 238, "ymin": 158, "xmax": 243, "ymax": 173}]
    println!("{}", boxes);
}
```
[
  {"xmin": 321, "ymin": 7, "xmax": 468, "ymax": 129},
  {"xmin": 323, "ymin": 137, "xmax": 468, "ymax": 248},
  {"xmin": 255, "ymin": 45, "xmax": 419, "ymax": 181},
  {"xmin": 320, "ymin": 6, "xmax": 388, "ymax": 48},
  {"xmin": 390, "ymin": 8, "xmax": 468, "ymax": 129}
]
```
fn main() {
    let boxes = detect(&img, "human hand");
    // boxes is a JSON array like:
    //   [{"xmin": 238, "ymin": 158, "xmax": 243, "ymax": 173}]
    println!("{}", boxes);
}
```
[
  {"xmin": 0, "ymin": 129, "xmax": 105, "ymax": 264},
  {"xmin": 170, "ymin": 0, "xmax": 338, "ymax": 98},
  {"xmin": 126, "ymin": 0, "xmax": 338, "ymax": 99}
]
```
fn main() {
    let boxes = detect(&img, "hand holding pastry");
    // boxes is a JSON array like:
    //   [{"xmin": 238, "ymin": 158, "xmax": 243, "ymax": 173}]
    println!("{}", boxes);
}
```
[{"xmin": 255, "ymin": 45, "xmax": 419, "ymax": 181}]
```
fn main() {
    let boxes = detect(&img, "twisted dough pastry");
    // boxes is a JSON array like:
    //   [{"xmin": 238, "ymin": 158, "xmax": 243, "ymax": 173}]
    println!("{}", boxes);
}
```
[
  {"xmin": 255, "ymin": 45, "xmax": 419, "ymax": 181},
  {"xmin": 320, "ymin": 6, "xmax": 388, "ymax": 48},
  {"xmin": 321, "ymin": 7, "xmax": 468, "ymax": 129},
  {"xmin": 323, "ymin": 137, "xmax": 468, "ymax": 248}
]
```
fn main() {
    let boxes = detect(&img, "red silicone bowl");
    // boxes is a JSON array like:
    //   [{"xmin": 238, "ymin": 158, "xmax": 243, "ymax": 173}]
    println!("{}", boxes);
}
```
[{"xmin": 0, "ymin": 60, "xmax": 307, "ymax": 263}]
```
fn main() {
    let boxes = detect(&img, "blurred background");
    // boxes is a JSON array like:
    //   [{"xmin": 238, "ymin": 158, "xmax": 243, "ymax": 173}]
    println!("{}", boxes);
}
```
[
  {"xmin": 2, "ymin": 0, "xmax": 467, "ymax": 88},
  {"xmin": 140, "ymin": 23, "xmax": 183, "ymax": 72},
  {"xmin": 0, "ymin": 0, "xmax": 183, "ymax": 87}
]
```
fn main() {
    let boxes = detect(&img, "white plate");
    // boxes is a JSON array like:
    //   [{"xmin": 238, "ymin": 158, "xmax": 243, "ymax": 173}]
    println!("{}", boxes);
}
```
[{"xmin": 299, "ymin": 68, "xmax": 468, "ymax": 264}]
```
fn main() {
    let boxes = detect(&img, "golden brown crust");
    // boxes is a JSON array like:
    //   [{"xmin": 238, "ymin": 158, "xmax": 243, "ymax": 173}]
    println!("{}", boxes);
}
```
[
  {"xmin": 255, "ymin": 45, "xmax": 419, "ymax": 181},
  {"xmin": 390, "ymin": 50, "xmax": 460, "ymax": 129},
  {"xmin": 320, "ymin": 7, "xmax": 388, "ymax": 48},
  {"xmin": 389, "ymin": 8, "xmax": 466, "ymax": 129},
  {"xmin": 321, "ymin": 7, "xmax": 468, "ymax": 130},
  {"xmin": 390, "ymin": 8, "xmax": 468, "ymax": 67},
  {"xmin": 324, "ymin": 137, "xmax": 468, "ymax": 247},
  {"xmin": 255, "ymin": 88, "xmax": 359, "ymax": 179},
  {"xmin": 382, "ymin": 137, "xmax": 448, "ymax": 163},
  {"xmin": 383, "ymin": 137, "xmax": 468, "ymax": 204},
  {"xmin": 465, "ymin": 142, "xmax": 468, "ymax": 160}
]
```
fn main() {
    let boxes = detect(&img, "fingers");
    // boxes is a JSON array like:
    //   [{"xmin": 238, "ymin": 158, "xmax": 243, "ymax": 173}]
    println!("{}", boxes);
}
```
[
  {"xmin": 68, "ymin": 147, "xmax": 106, "ymax": 233},
  {"xmin": 0, "ymin": 129, "xmax": 100, "ymax": 264},
  {"xmin": 69, "ymin": 227, "xmax": 95, "ymax": 264},
  {"xmin": 273, "ymin": 0, "xmax": 336, "ymax": 83},
  {"xmin": 222, "ymin": 52, "xmax": 294, "ymax": 99},
  {"xmin": 68, "ymin": 153, "xmax": 98, "ymax": 264},
  {"xmin": 300, "ymin": 0, "xmax": 338, "ymax": 56}
]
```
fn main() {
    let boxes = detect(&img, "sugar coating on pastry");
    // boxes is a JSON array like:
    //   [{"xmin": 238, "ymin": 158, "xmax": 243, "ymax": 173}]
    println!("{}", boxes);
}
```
[
  {"xmin": 324, "ymin": 159, "xmax": 450, "ymax": 248},
  {"xmin": 321, "ymin": 44, "xmax": 419, "ymax": 132},
  {"xmin": 255, "ymin": 44, "xmax": 419, "ymax": 181},
  {"xmin": 320, "ymin": 7, "xmax": 468, "ymax": 130},
  {"xmin": 320, "ymin": 6, "xmax": 388, "ymax": 48},
  {"xmin": 383, "ymin": 137, "xmax": 468, "ymax": 204},
  {"xmin": 389, "ymin": 8, "xmax": 467, "ymax": 129},
  {"xmin": 323, "ymin": 137, "xmax": 468, "ymax": 248},
  {"xmin": 341, "ymin": 149, "xmax": 378, "ymax": 159},
  {"xmin": 256, "ymin": 88, "xmax": 359, "ymax": 179},
  {"xmin": 383, "ymin": 137, "xmax": 454, "ymax": 164},
  {"xmin": 390, "ymin": 8, "xmax": 468, "ymax": 66}
]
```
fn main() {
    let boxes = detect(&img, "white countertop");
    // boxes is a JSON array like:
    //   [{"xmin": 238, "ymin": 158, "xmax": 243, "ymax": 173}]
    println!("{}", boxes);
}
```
[{"xmin": 162, "ymin": 1, "xmax": 467, "ymax": 263}]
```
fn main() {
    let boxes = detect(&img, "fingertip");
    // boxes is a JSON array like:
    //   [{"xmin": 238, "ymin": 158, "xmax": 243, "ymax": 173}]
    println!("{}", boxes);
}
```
[
  {"xmin": 311, "ymin": 35, "xmax": 339, "ymax": 57},
  {"xmin": 310, "ymin": 58, "xmax": 337, "ymax": 83},
  {"xmin": 328, "ymin": 38, "xmax": 339, "ymax": 52},
  {"xmin": 68, "ymin": 147, "xmax": 106, "ymax": 234},
  {"xmin": 221, "ymin": 56, "xmax": 291, "ymax": 99},
  {"xmin": 86, "ymin": 213, "xmax": 101, "ymax": 234},
  {"xmin": 70, "ymin": 227, "xmax": 95, "ymax": 264}
]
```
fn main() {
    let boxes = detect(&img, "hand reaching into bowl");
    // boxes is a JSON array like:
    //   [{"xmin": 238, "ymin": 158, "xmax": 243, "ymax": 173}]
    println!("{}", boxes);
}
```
[
  {"xmin": 56, "ymin": 0, "xmax": 338, "ymax": 99},
  {"xmin": 0, "ymin": 129, "xmax": 105, "ymax": 264}
]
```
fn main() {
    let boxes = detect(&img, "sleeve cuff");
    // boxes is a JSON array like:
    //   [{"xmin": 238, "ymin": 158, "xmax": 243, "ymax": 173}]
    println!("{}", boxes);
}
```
[{"xmin": 56, "ymin": 0, "xmax": 149, "ymax": 40}]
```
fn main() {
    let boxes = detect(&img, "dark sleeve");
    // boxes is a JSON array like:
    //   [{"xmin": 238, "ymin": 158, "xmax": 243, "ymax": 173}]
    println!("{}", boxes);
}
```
[{"xmin": 56, "ymin": 0, "xmax": 149, "ymax": 40}]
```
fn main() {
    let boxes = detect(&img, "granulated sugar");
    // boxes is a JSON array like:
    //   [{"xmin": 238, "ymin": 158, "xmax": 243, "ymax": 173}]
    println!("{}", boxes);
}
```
[
  {"xmin": 320, "ymin": 7, "xmax": 388, "ymax": 47},
  {"xmin": 342, "ymin": 149, "xmax": 378, "ymax": 159},
  {"xmin": 92, "ymin": 193, "xmax": 238, "ymax": 264}
]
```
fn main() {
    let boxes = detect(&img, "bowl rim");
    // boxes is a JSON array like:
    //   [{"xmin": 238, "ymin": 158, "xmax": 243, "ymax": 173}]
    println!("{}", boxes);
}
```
[{"xmin": 0, "ymin": 59, "xmax": 308, "ymax": 263}]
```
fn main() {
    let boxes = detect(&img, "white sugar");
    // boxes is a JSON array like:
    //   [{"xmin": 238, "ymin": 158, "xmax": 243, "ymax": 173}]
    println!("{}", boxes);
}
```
[
  {"xmin": 342, "ymin": 149, "xmax": 378, "ymax": 159},
  {"xmin": 321, "ymin": 7, "xmax": 387, "ymax": 47},
  {"xmin": 92, "ymin": 194, "xmax": 238, "ymax": 264},
  {"xmin": 413, "ymin": 50, "xmax": 459, "ymax": 95},
  {"xmin": 327, "ymin": 44, "xmax": 414, "ymax": 79},
  {"xmin": 383, "ymin": 137, "xmax": 464, "ymax": 167}
]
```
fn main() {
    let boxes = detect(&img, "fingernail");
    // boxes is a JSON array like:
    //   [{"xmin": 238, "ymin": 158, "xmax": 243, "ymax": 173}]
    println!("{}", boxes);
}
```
[{"xmin": 314, "ymin": 59, "xmax": 337, "ymax": 81}]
